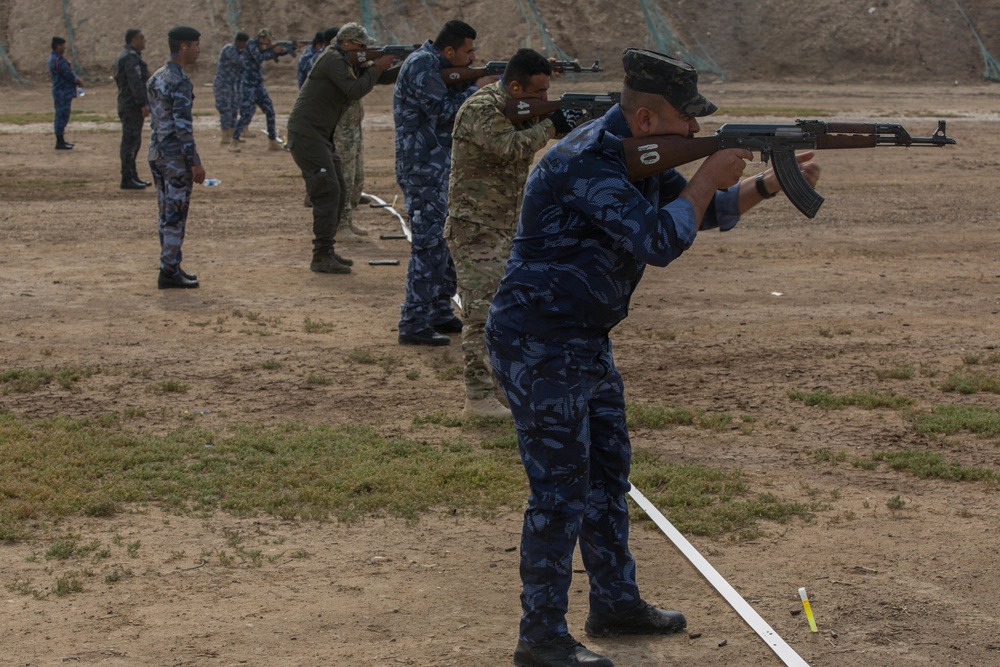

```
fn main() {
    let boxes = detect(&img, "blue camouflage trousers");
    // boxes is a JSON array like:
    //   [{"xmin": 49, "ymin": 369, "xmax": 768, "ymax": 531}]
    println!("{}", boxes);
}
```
[
  {"xmin": 214, "ymin": 84, "xmax": 241, "ymax": 131},
  {"xmin": 150, "ymin": 158, "xmax": 193, "ymax": 272},
  {"xmin": 398, "ymin": 176, "xmax": 458, "ymax": 335},
  {"xmin": 232, "ymin": 84, "xmax": 276, "ymax": 140},
  {"xmin": 486, "ymin": 325, "xmax": 640, "ymax": 645},
  {"xmin": 53, "ymin": 93, "xmax": 73, "ymax": 138}
]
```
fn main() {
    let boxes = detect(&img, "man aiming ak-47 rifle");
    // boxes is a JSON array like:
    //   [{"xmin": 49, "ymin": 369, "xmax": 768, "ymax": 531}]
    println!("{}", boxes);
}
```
[{"xmin": 486, "ymin": 48, "xmax": 819, "ymax": 667}]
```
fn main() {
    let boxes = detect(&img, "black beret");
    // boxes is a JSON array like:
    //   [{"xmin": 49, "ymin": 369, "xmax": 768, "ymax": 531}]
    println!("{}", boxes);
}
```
[
  {"xmin": 235, "ymin": 32, "xmax": 250, "ymax": 42},
  {"xmin": 168, "ymin": 26, "xmax": 201, "ymax": 42}
]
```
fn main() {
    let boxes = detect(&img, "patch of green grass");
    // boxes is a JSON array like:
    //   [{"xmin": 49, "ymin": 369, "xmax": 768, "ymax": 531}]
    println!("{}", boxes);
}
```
[
  {"xmin": 306, "ymin": 373, "xmax": 334, "ymax": 385},
  {"xmin": 1, "ymin": 366, "xmax": 100, "ymax": 394},
  {"xmin": 626, "ymin": 403, "xmax": 733, "ymax": 432},
  {"xmin": 870, "ymin": 449, "xmax": 999, "ymax": 483},
  {"xmin": 787, "ymin": 389, "xmax": 913, "ymax": 410},
  {"xmin": 913, "ymin": 404, "xmax": 1000, "ymax": 438},
  {"xmin": 263, "ymin": 359, "xmax": 281, "ymax": 370},
  {"xmin": 939, "ymin": 370, "xmax": 1000, "ymax": 395},
  {"xmin": 874, "ymin": 365, "xmax": 914, "ymax": 380},
  {"xmin": 0, "ymin": 413, "xmax": 529, "ymax": 539},
  {"xmin": 303, "ymin": 317, "xmax": 334, "ymax": 334},
  {"xmin": 148, "ymin": 379, "xmax": 189, "ymax": 394},
  {"xmin": 812, "ymin": 449, "xmax": 847, "ymax": 465},
  {"xmin": 630, "ymin": 450, "xmax": 820, "ymax": 539},
  {"xmin": 347, "ymin": 348, "xmax": 403, "ymax": 373}
]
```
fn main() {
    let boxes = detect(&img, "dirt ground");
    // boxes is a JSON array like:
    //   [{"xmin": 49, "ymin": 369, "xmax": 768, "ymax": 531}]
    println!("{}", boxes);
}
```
[{"xmin": 2, "ymin": 79, "xmax": 1000, "ymax": 666}]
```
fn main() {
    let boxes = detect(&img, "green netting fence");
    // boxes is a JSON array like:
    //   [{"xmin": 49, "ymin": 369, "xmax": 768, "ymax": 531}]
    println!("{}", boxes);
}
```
[
  {"xmin": 0, "ymin": 41, "xmax": 26, "ymax": 84},
  {"xmin": 954, "ymin": 0, "xmax": 1000, "ymax": 82},
  {"xmin": 638, "ymin": 0, "xmax": 723, "ymax": 78}
]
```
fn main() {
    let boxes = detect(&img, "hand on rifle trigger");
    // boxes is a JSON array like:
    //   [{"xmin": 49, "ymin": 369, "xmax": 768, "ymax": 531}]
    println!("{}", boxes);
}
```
[
  {"xmin": 373, "ymin": 54, "xmax": 397, "ymax": 72},
  {"xmin": 698, "ymin": 148, "xmax": 753, "ymax": 190},
  {"xmin": 192, "ymin": 164, "xmax": 206, "ymax": 185},
  {"xmin": 475, "ymin": 74, "xmax": 500, "ymax": 87},
  {"xmin": 549, "ymin": 109, "xmax": 590, "ymax": 136}
]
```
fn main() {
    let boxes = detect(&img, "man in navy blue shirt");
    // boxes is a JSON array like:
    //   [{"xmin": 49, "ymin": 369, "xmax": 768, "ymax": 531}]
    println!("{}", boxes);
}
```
[{"xmin": 487, "ymin": 49, "xmax": 820, "ymax": 667}]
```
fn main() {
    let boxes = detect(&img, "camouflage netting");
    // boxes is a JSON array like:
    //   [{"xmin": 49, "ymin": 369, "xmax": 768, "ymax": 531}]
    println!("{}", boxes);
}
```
[
  {"xmin": 2, "ymin": 0, "xmax": 998, "ymax": 85},
  {"xmin": 954, "ymin": 0, "xmax": 1000, "ymax": 82}
]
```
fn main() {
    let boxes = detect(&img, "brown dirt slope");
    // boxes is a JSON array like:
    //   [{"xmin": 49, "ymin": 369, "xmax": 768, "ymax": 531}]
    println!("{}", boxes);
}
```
[{"xmin": 2, "ymin": 0, "xmax": 999, "ymax": 86}]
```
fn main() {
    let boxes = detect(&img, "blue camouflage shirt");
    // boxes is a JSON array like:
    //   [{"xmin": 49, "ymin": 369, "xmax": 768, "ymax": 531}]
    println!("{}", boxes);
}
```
[
  {"xmin": 48, "ymin": 51, "xmax": 79, "ymax": 98},
  {"xmin": 147, "ymin": 61, "xmax": 201, "ymax": 167},
  {"xmin": 213, "ymin": 43, "xmax": 243, "ymax": 95},
  {"xmin": 297, "ymin": 44, "xmax": 318, "ymax": 89},
  {"xmin": 487, "ymin": 104, "xmax": 740, "ymax": 342},
  {"xmin": 240, "ymin": 37, "xmax": 279, "ymax": 89},
  {"xmin": 392, "ymin": 40, "xmax": 476, "ymax": 183}
]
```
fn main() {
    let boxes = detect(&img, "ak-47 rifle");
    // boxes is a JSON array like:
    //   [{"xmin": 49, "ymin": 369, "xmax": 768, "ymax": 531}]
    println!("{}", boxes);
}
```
[
  {"xmin": 345, "ymin": 44, "xmax": 420, "ymax": 68},
  {"xmin": 441, "ymin": 59, "xmax": 602, "ymax": 86},
  {"xmin": 273, "ymin": 39, "xmax": 310, "ymax": 60},
  {"xmin": 504, "ymin": 91, "xmax": 621, "ymax": 123},
  {"xmin": 615, "ymin": 120, "xmax": 957, "ymax": 218}
]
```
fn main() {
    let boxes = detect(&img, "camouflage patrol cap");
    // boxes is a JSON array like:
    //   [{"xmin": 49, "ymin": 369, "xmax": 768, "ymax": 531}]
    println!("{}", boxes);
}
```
[
  {"xmin": 622, "ymin": 48, "xmax": 717, "ymax": 117},
  {"xmin": 257, "ymin": 28, "xmax": 274, "ymax": 41},
  {"xmin": 336, "ymin": 23, "xmax": 375, "ymax": 46}
]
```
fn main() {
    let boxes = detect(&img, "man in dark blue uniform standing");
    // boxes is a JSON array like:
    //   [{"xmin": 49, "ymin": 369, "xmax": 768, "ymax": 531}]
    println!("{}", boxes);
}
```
[
  {"xmin": 486, "ymin": 49, "xmax": 821, "ymax": 667},
  {"xmin": 114, "ymin": 28, "xmax": 151, "ymax": 189},
  {"xmin": 48, "ymin": 36, "xmax": 82, "ymax": 150}
]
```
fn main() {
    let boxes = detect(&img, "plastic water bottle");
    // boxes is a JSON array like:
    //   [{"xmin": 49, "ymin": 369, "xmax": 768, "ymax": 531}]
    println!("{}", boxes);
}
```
[
  {"xmin": 76, "ymin": 86, "xmax": 85, "ymax": 97},
  {"xmin": 204, "ymin": 178, "xmax": 221, "ymax": 187}
]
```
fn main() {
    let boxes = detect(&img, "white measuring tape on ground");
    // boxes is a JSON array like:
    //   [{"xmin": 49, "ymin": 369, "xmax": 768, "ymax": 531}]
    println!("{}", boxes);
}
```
[
  {"xmin": 627, "ymin": 484, "xmax": 811, "ymax": 667},
  {"xmin": 362, "ymin": 191, "xmax": 462, "ymax": 311}
]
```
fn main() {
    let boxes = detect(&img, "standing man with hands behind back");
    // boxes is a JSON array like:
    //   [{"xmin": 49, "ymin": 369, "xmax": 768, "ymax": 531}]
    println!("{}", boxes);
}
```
[
  {"xmin": 147, "ymin": 26, "xmax": 205, "ymax": 290},
  {"xmin": 114, "ymin": 28, "xmax": 151, "ymax": 189},
  {"xmin": 486, "ymin": 49, "xmax": 820, "ymax": 667},
  {"xmin": 393, "ymin": 19, "xmax": 495, "ymax": 347}
]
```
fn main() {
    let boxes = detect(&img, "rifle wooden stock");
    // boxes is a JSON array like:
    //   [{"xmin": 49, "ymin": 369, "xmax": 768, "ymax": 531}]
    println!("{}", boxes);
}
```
[
  {"xmin": 620, "ymin": 135, "xmax": 719, "ymax": 182},
  {"xmin": 504, "ymin": 98, "xmax": 562, "ymax": 122}
]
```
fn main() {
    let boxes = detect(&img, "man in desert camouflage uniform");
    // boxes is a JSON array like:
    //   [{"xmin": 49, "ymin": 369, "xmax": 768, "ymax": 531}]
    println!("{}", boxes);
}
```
[
  {"xmin": 148, "ymin": 26, "xmax": 206, "ymax": 289},
  {"xmin": 445, "ymin": 48, "xmax": 584, "ymax": 419},
  {"xmin": 213, "ymin": 32, "xmax": 248, "ymax": 145},
  {"xmin": 333, "ymin": 86, "xmax": 370, "ymax": 241}
]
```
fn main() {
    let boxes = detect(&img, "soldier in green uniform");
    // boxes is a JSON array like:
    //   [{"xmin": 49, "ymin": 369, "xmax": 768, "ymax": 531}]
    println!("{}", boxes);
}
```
[
  {"xmin": 445, "ymin": 48, "xmax": 584, "ymax": 418},
  {"xmin": 286, "ymin": 22, "xmax": 397, "ymax": 274}
]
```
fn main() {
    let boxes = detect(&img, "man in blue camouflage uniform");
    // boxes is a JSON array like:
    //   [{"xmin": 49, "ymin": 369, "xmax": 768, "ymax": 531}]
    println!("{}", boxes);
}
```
[
  {"xmin": 393, "ymin": 20, "xmax": 495, "ymax": 347},
  {"xmin": 487, "ymin": 49, "xmax": 821, "ymax": 667},
  {"xmin": 148, "ymin": 26, "xmax": 206, "ymax": 290},
  {"xmin": 113, "ymin": 29, "xmax": 151, "ymax": 189},
  {"xmin": 231, "ymin": 28, "xmax": 288, "ymax": 151},
  {"xmin": 48, "ymin": 36, "xmax": 82, "ymax": 150},
  {"xmin": 297, "ymin": 32, "xmax": 324, "ymax": 89},
  {"xmin": 213, "ymin": 32, "xmax": 248, "ymax": 145}
]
